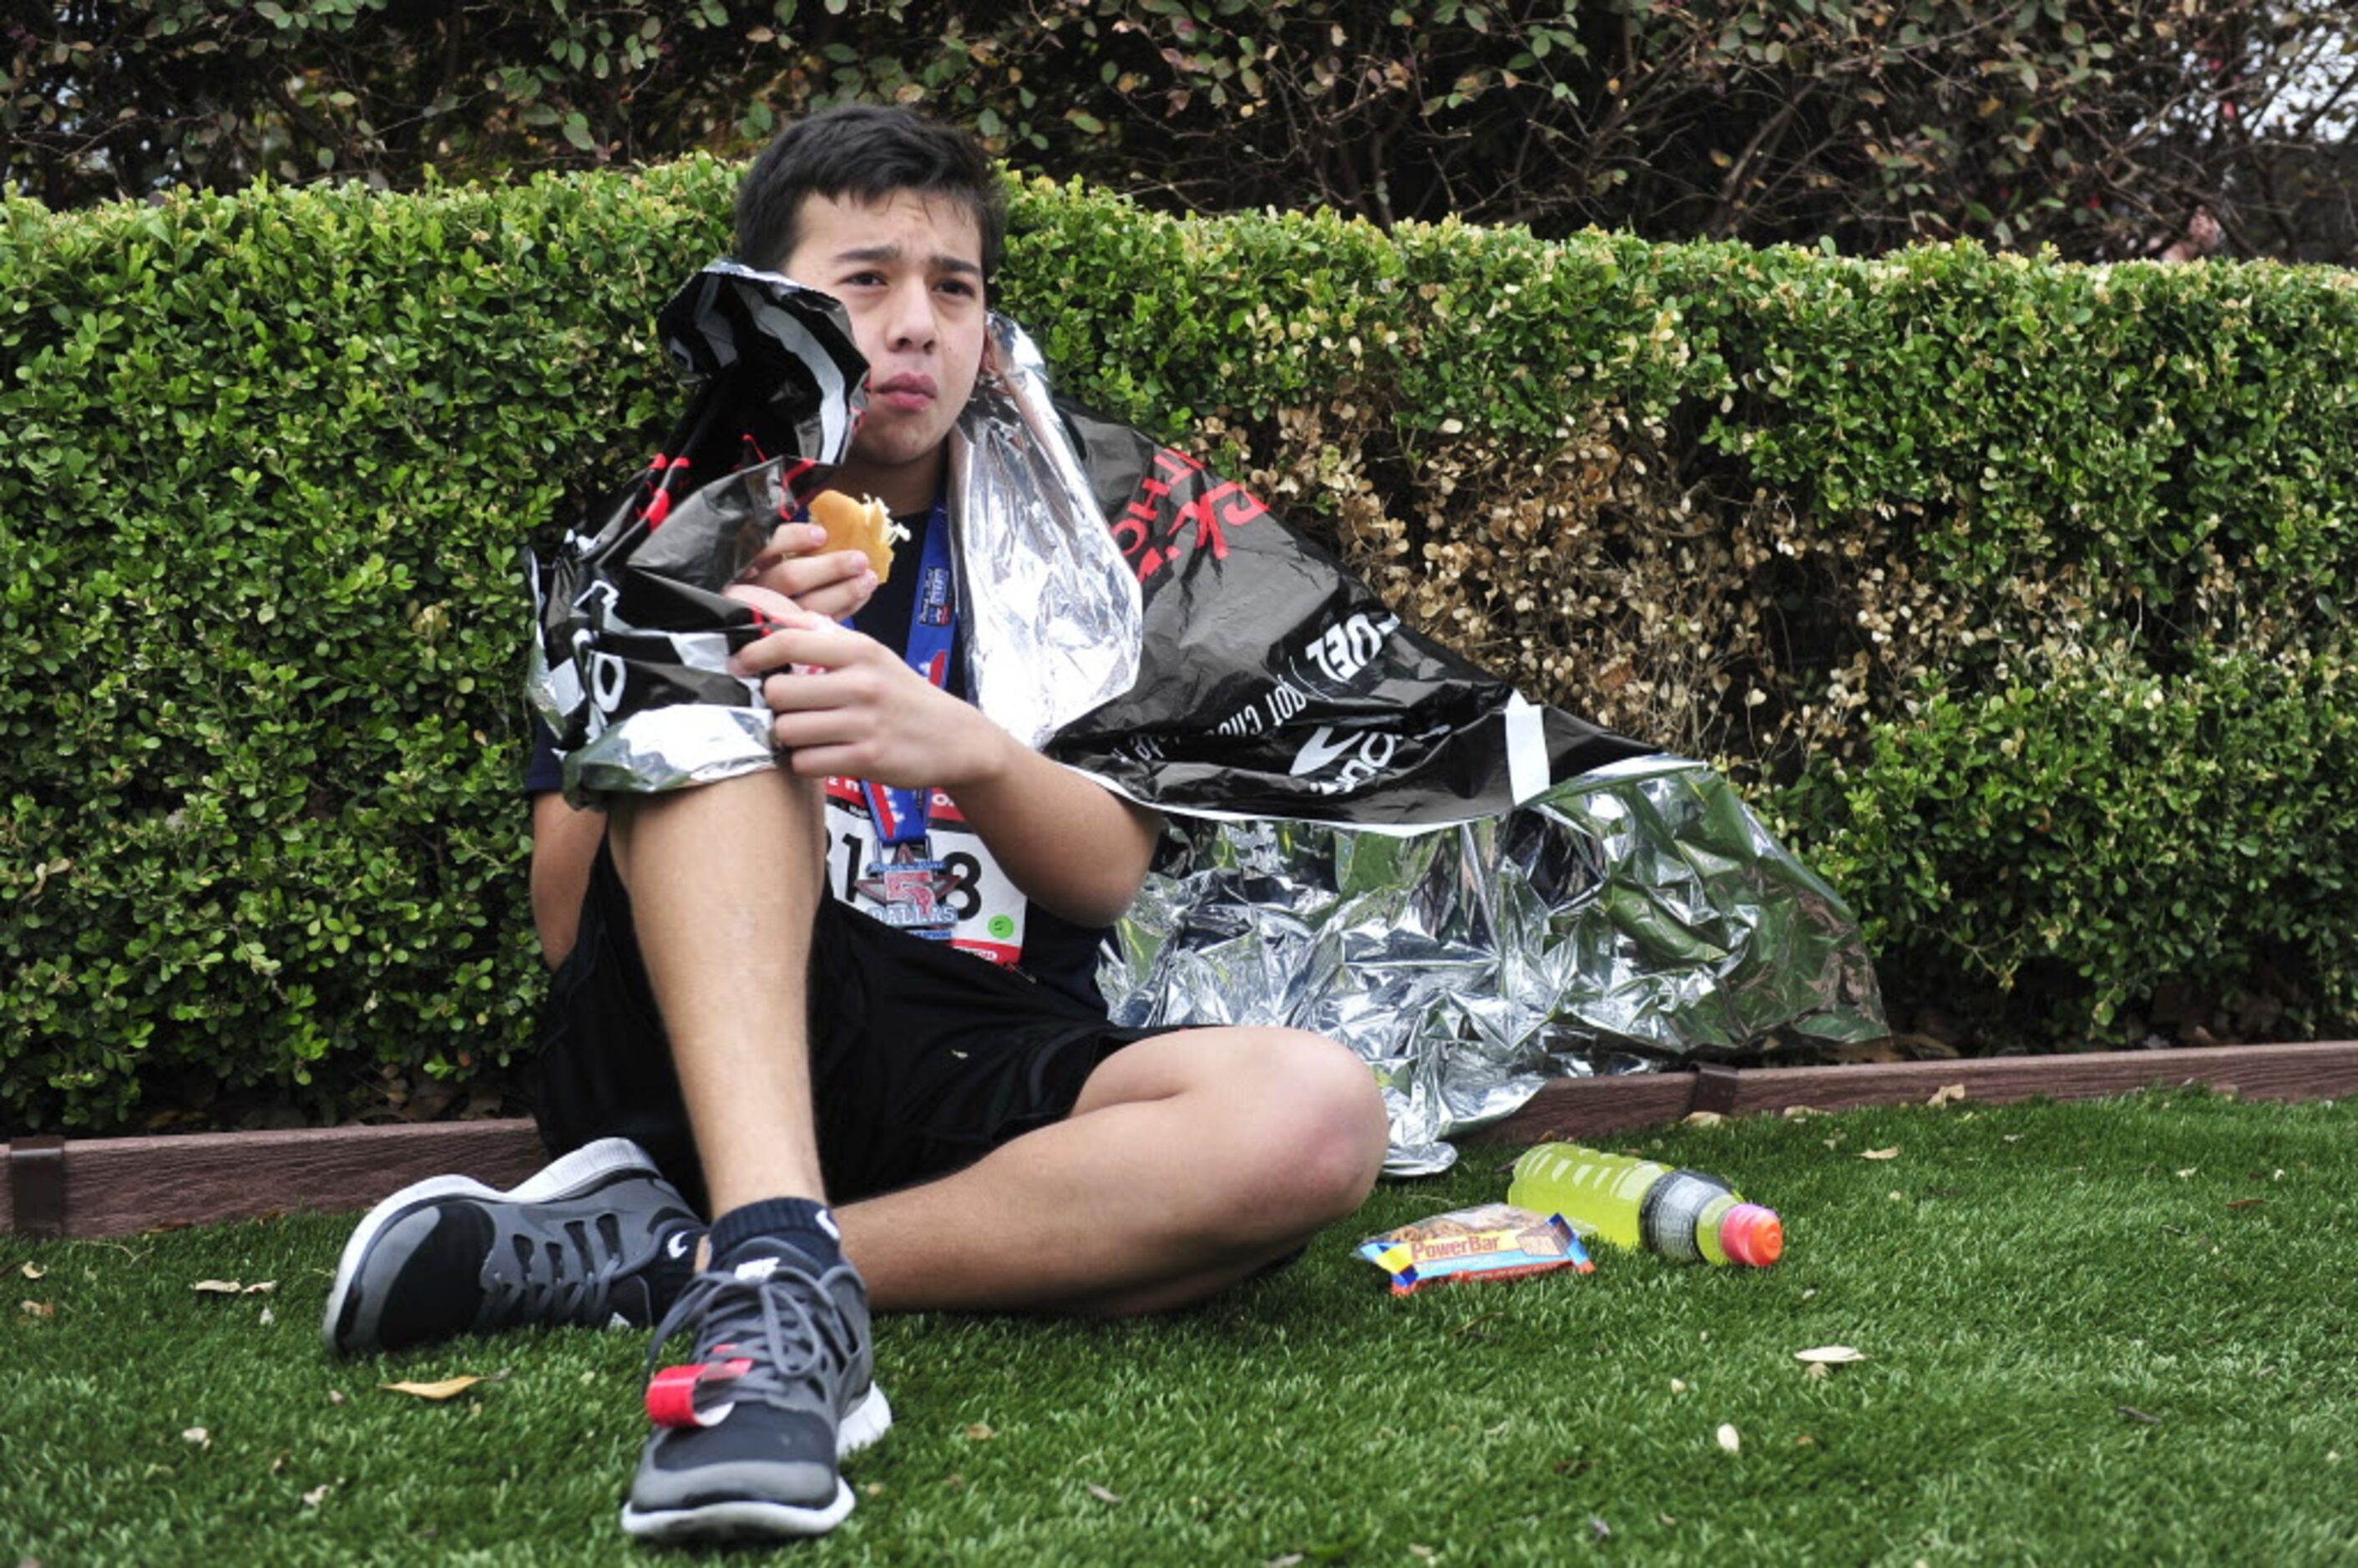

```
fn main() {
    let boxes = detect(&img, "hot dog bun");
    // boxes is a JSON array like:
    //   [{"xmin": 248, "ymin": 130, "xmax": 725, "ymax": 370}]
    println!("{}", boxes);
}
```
[{"xmin": 807, "ymin": 489, "xmax": 904, "ymax": 582}]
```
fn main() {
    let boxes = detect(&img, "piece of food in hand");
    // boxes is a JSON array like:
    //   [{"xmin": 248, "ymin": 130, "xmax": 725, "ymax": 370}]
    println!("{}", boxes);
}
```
[{"xmin": 807, "ymin": 489, "xmax": 909, "ymax": 582}]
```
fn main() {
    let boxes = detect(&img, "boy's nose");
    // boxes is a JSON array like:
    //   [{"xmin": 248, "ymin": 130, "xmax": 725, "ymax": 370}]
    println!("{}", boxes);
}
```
[{"xmin": 882, "ymin": 281, "xmax": 937, "ymax": 352}]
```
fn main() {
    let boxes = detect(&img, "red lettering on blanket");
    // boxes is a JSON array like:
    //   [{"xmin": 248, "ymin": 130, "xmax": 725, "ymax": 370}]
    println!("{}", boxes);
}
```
[{"xmin": 1111, "ymin": 448, "xmax": 1268, "ymax": 587}]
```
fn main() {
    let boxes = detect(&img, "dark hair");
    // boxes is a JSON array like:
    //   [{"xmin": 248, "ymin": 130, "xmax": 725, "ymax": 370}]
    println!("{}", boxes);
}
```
[{"xmin": 734, "ymin": 104, "xmax": 1007, "ymax": 281}]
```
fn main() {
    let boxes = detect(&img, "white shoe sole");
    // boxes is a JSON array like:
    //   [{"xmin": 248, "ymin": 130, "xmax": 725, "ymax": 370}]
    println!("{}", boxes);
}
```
[
  {"xmin": 618, "ymin": 1383, "xmax": 893, "ymax": 1542},
  {"xmin": 319, "ymin": 1136, "xmax": 661, "ymax": 1358}
]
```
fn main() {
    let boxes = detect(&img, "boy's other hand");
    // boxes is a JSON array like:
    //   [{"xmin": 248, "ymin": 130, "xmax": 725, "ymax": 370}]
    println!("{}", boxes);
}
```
[
  {"xmin": 736, "ymin": 521, "xmax": 878, "ymax": 620},
  {"xmin": 724, "ymin": 587, "xmax": 1009, "ymax": 792}
]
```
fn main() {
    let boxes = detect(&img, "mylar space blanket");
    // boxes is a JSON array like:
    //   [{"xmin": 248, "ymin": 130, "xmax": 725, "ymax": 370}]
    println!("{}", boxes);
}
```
[{"xmin": 528, "ymin": 264, "xmax": 1889, "ymax": 1174}]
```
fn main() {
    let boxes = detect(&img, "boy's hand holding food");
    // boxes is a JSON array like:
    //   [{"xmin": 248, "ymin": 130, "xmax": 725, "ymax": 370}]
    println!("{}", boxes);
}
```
[{"xmin": 735, "ymin": 491, "xmax": 902, "ymax": 620}]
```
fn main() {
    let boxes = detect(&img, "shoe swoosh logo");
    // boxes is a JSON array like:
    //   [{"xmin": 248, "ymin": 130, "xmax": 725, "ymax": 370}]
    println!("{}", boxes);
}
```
[{"xmin": 665, "ymin": 1231, "xmax": 694, "ymax": 1261}]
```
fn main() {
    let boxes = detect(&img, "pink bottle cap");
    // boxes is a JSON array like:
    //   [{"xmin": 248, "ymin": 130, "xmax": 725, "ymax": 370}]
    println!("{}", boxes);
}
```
[{"xmin": 1718, "ymin": 1202, "xmax": 1784, "ymax": 1267}]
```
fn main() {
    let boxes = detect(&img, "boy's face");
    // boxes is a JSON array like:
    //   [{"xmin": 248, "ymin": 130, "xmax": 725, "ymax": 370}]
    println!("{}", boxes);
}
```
[{"xmin": 780, "ymin": 190, "xmax": 987, "ymax": 513}]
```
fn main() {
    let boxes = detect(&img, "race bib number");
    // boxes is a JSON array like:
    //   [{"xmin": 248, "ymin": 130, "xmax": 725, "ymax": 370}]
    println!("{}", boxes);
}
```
[{"xmin": 822, "ymin": 778, "xmax": 1026, "ymax": 967}]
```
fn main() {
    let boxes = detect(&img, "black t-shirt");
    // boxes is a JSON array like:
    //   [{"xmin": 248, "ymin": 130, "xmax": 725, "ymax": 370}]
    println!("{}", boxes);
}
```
[{"xmin": 527, "ymin": 504, "xmax": 1115, "ymax": 1011}]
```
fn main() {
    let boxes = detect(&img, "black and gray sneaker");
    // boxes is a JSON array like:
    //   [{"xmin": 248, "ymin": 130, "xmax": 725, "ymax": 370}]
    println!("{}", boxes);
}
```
[
  {"xmin": 620, "ymin": 1239, "xmax": 890, "ymax": 1541},
  {"xmin": 321, "ymin": 1137, "xmax": 701, "ymax": 1358}
]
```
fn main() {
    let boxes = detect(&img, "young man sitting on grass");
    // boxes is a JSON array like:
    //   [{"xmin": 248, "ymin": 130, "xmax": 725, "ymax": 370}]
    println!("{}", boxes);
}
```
[{"xmin": 321, "ymin": 104, "xmax": 1391, "ymax": 1543}]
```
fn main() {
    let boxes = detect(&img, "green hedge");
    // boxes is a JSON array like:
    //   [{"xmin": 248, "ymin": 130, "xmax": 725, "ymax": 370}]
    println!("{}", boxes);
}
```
[{"xmin": 6, "ymin": 164, "xmax": 2356, "ymax": 1129}]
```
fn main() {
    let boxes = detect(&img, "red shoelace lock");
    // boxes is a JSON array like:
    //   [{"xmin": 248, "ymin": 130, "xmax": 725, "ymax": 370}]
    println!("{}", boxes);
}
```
[{"xmin": 645, "ymin": 1351, "xmax": 756, "ymax": 1429}]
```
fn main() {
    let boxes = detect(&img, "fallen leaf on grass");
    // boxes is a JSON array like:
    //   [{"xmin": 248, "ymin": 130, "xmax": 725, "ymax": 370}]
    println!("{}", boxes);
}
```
[
  {"xmin": 301, "ymin": 1483, "xmax": 331, "ymax": 1508},
  {"xmin": 1669, "ymin": 1378, "xmax": 1688, "ymax": 1393},
  {"xmin": 1085, "ymin": 1482, "xmax": 1121, "ymax": 1505},
  {"xmin": 257, "ymin": 1306, "xmax": 276, "ymax": 1327},
  {"xmin": 1860, "ymin": 1147, "xmax": 1900, "ymax": 1161},
  {"xmin": 1267, "ymin": 1556, "xmax": 1305, "ymax": 1568},
  {"xmin": 1781, "ymin": 1105, "xmax": 1826, "ymax": 1119},
  {"xmin": 2116, "ymin": 1405, "xmax": 2163, "ymax": 1426},
  {"xmin": 961, "ymin": 1423, "xmax": 995, "ymax": 1442},
  {"xmin": 2176, "ymin": 1168, "xmax": 2199, "ymax": 1179},
  {"xmin": 380, "ymin": 1373, "xmax": 503, "ymax": 1402},
  {"xmin": 1795, "ymin": 1434, "xmax": 1816, "ymax": 1446},
  {"xmin": 1589, "ymin": 1515, "xmax": 1613, "ymax": 1541},
  {"xmin": 271, "ymin": 1452, "xmax": 292, "ymax": 1475},
  {"xmin": 1409, "ymin": 1546, "xmax": 1436, "ymax": 1561},
  {"xmin": 326, "ymin": 1389, "xmax": 347, "ymax": 1406},
  {"xmin": 1716, "ymin": 1424, "xmax": 1741, "ymax": 1453},
  {"xmin": 20, "ymin": 1300, "xmax": 54, "ymax": 1319},
  {"xmin": 19, "ymin": 1261, "xmax": 46, "ymax": 1280},
  {"xmin": 1794, "ymin": 1346, "xmax": 1868, "ymax": 1365},
  {"xmin": 1804, "ymin": 1363, "xmax": 1829, "ymax": 1381},
  {"xmin": 191, "ymin": 1280, "xmax": 243, "ymax": 1295},
  {"xmin": 181, "ymin": 1428, "xmax": 210, "ymax": 1448},
  {"xmin": 1680, "ymin": 1110, "xmax": 1724, "ymax": 1127}
]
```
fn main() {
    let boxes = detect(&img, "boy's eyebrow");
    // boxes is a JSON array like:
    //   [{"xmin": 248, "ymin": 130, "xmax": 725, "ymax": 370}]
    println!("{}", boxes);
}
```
[{"xmin": 827, "ymin": 242, "xmax": 983, "ymax": 278}]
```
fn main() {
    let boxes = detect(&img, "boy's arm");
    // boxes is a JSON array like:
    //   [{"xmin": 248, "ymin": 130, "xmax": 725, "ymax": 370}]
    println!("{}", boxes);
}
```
[
  {"xmin": 924, "ymin": 726, "xmax": 1162, "ymax": 930},
  {"xmin": 529, "ymin": 792, "xmax": 609, "ymax": 969}
]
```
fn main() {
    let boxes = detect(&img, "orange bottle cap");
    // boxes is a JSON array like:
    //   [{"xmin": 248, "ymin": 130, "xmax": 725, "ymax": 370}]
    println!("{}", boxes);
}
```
[{"xmin": 1719, "ymin": 1202, "xmax": 1784, "ymax": 1267}]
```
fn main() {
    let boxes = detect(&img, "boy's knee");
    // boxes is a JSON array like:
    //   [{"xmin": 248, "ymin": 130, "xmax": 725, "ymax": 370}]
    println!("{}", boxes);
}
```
[{"xmin": 1225, "ymin": 1029, "xmax": 1389, "ymax": 1232}]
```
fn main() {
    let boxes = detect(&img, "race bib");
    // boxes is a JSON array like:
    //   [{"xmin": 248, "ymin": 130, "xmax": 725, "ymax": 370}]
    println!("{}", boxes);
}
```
[{"xmin": 822, "ymin": 777, "xmax": 1026, "ymax": 967}]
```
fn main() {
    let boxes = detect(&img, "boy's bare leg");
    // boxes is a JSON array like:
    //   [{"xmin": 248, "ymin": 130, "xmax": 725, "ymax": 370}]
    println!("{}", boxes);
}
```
[
  {"xmin": 605, "ymin": 767, "xmax": 828, "ymax": 1214},
  {"xmin": 605, "ymin": 766, "xmax": 1387, "ymax": 1318},
  {"xmin": 835, "ymin": 1025, "xmax": 1391, "ymax": 1317}
]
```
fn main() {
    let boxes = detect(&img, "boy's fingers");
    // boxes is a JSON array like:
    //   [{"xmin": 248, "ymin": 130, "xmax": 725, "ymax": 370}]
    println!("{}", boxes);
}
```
[
  {"xmin": 726, "ymin": 609, "xmax": 884, "ymax": 680},
  {"xmin": 722, "ymin": 580, "xmax": 807, "ymax": 620},
  {"xmin": 742, "ymin": 522, "xmax": 829, "ymax": 573},
  {"xmin": 745, "ymin": 545, "xmax": 868, "ymax": 594},
  {"xmin": 794, "ymin": 568, "xmax": 878, "ymax": 620}
]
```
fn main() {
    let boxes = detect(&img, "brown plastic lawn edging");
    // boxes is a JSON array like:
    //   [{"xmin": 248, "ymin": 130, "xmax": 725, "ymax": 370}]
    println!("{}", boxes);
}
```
[{"xmin": 5, "ymin": 1042, "xmax": 2356, "ymax": 1239}]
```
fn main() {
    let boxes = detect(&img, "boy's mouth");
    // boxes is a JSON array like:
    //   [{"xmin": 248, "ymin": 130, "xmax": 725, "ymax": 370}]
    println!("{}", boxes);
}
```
[{"xmin": 869, "ymin": 372, "xmax": 937, "ymax": 412}]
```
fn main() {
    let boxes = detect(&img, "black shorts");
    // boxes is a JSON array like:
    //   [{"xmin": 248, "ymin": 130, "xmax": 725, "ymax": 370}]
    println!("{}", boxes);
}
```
[{"xmin": 533, "ymin": 843, "xmax": 1160, "ymax": 1215}]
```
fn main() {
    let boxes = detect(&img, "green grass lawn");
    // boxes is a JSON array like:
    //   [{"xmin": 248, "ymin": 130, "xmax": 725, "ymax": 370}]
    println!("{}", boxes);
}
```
[{"xmin": 6, "ymin": 1087, "xmax": 2355, "ymax": 1566}]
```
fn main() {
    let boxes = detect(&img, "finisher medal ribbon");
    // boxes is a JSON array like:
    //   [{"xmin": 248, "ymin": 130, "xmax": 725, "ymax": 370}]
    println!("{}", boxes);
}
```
[{"xmin": 854, "ymin": 498, "xmax": 960, "ymax": 939}]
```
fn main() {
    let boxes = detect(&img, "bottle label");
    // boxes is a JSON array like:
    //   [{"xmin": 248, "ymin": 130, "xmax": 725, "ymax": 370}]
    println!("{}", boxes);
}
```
[{"xmin": 1637, "ymin": 1169, "xmax": 1734, "ymax": 1263}]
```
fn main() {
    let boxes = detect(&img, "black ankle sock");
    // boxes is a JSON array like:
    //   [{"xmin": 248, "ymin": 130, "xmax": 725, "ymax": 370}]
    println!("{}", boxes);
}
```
[{"xmin": 707, "ymin": 1196, "xmax": 843, "ymax": 1272}]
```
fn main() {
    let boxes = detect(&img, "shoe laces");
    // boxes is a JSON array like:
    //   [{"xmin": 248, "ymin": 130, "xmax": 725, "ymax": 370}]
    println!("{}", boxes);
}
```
[
  {"xmin": 646, "ymin": 1255, "xmax": 853, "ymax": 1413},
  {"xmin": 484, "ymin": 1208, "xmax": 646, "ymax": 1326}
]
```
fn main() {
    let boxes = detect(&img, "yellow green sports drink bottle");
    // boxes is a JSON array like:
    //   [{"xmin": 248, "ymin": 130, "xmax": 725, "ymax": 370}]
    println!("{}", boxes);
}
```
[{"xmin": 1507, "ymin": 1142, "xmax": 1784, "ymax": 1267}]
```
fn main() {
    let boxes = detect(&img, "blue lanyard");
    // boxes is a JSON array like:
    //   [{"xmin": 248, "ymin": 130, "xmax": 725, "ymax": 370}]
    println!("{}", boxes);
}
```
[{"xmin": 862, "ymin": 495, "xmax": 956, "ymax": 845}]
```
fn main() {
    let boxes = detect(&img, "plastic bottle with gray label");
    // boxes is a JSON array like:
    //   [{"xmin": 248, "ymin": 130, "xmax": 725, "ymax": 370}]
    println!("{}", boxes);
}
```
[{"xmin": 1506, "ymin": 1142, "xmax": 1784, "ymax": 1267}]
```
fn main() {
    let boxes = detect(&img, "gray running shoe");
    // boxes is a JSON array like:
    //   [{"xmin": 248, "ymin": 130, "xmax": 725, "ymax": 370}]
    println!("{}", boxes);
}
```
[
  {"xmin": 620, "ymin": 1238, "xmax": 890, "ymax": 1541},
  {"xmin": 321, "ymin": 1137, "xmax": 701, "ymax": 1358}
]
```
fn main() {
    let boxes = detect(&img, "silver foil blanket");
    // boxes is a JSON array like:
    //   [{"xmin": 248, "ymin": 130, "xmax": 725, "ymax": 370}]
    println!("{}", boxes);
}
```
[{"xmin": 1101, "ymin": 757, "xmax": 1889, "ymax": 1175}]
